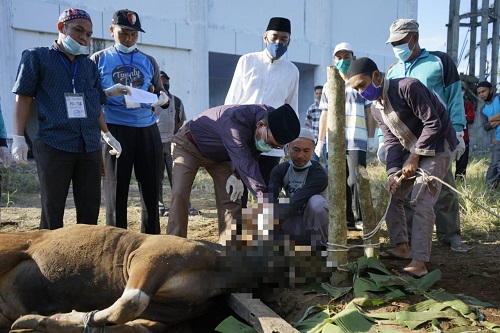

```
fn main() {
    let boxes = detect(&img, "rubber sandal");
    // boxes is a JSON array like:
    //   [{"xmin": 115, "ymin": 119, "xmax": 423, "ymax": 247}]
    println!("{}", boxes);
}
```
[
  {"xmin": 379, "ymin": 249, "xmax": 411, "ymax": 260},
  {"xmin": 395, "ymin": 267, "xmax": 426, "ymax": 279}
]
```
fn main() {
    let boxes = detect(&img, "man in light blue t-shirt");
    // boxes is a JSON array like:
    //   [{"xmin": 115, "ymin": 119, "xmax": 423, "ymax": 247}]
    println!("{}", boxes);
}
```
[
  {"xmin": 91, "ymin": 9, "xmax": 169, "ymax": 234},
  {"xmin": 478, "ymin": 81, "xmax": 500, "ymax": 187}
]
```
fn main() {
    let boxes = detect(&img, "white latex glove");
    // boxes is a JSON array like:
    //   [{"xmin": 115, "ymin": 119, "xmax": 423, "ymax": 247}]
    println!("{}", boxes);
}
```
[
  {"xmin": 151, "ymin": 91, "xmax": 169, "ymax": 108},
  {"xmin": 11, "ymin": 135, "xmax": 28, "ymax": 164},
  {"xmin": 225, "ymin": 175, "xmax": 244, "ymax": 202},
  {"xmin": 102, "ymin": 131, "xmax": 122, "ymax": 158},
  {"xmin": 377, "ymin": 142, "xmax": 386, "ymax": 165},
  {"xmin": 0, "ymin": 146, "xmax": 12, "ymax": 168},
  {"xmin": 367, "ymin": 137, "xmax": 377, "ymax": 153},
  {"xmin": 104, "ymin": 84, "xmax": 132, "ymax": 97},
  {"xmin": 453, "ymin": 131, "xmax": 466, "ymax": 161},
  {"xmin": 314, "ymin": 140, "xmax": 324, "ymax": 157}
]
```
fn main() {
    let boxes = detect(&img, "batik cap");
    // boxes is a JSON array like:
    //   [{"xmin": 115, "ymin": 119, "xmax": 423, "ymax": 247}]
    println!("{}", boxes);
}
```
[{"xmin": 58, "ymin": 8, "xmax": 92, "ymax": 24}]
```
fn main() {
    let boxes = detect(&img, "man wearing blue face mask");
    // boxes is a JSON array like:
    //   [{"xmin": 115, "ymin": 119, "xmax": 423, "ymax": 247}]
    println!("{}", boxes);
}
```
[
  {"xmin": 91, "ymin": 9, "xmax": 169, "ymax": 235},
  {"xmin": 166, "ymin": 104, "xmax": 300, "ymax": 244},
  {"xmin": 347, "ymin": 57, "xmax": 457, "ymax": 278},
  {"xmin": 315, "ymin": 42, "xmax": 376, "ymax": 231},
  {"xmin": 266, "ymin": 128, "xmax": 329, "ymax": 248},
  {"xmin": 225, "ymin": 17, "xmax": 299, "ymax": 209},
  {"xmin": 11, "ymin": 8, "xmax": 123, "ymax": 230},
  {"xmin": 385, "ymin": 19, "xmax": 469, "ymax": 254}
]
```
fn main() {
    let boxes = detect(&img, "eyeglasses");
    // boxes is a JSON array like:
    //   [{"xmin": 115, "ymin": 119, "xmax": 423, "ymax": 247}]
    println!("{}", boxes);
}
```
[{"xmin": 265, "ymin": 128, "xmax": 282, "ymax": 149}]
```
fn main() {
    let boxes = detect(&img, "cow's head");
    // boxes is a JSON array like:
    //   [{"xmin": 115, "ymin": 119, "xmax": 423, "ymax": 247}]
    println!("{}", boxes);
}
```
[{"xmin": 218, "ymin": 197, "xmax": 330, "ymax": 293}]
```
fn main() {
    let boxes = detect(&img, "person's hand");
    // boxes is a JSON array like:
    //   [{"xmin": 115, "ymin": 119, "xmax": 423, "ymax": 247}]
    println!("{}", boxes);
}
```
[
  {"xmin": 104, "ymin": 84, "xmax": 132, "ymax": 97},
  {"xmin": 11, "ymin": 135, "xmax": 28, "ymax": 164},
  {"xmin": 402, "ymin": 153, "xmax": 419, "ymax": 178},
  {"xmin": 377, "ymin": 142, "xmax": 386, "ymax": 165},
  {"xmin": 225, "ymin": 175, "xmax": 244, "ymax": 202},
  {"xmin": 102, "ymin": 131, "xmax": 122, "ymax": 158},
  {"xmin": 386, "ymin": 173, "xmax": 404, "ymax": 194},
  {"xmin": 367, "ymin": 137, "xmax": 377, "ymax": 153},
  {"xmin": 314, "ymin": 140, "xmax": 324, "ymax": 157},
  {"xmin": 453, "ymin": 131, "xmax": 466, "ymax": 161},
  {"xmin": 152, "ymin": 91, "xmax": 169, "ymax": 108},
  {"xmin": 0, "ymin": 146, "xmax": 11, "ymax": 168}
]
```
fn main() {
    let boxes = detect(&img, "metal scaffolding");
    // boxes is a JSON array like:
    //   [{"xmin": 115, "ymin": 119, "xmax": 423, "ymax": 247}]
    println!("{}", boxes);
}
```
[{"xmin": 447, "ymin": 0, "xmax": 500, "ymax": 86}]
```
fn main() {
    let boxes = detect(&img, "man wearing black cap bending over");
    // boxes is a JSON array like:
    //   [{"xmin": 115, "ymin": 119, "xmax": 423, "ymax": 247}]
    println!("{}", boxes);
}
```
[
  {"xmin": 167, "ymin": 104, "xmax": 300, "ymax": 244},
  {"xmin": 347, "ymin": 57, "xmax": 457, "ymax": 278},
  {"xmin": 91, "ymin": 9, "xmax": 169, "ymax": 234},
  {"xmin": 225, "ymin": 17, "xmax": 299, "ymax": 208}
]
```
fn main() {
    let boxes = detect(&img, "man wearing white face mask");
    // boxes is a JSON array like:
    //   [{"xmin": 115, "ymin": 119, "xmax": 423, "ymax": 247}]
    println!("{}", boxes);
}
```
[
  {"xmin": 91, "ymin": 9, "xmax": 169, "ymax": 234},
  {"xmin": 11, "ymin": 8, "xmax": 120, "ymax": 230},
  {"xmin": 385, "ymin": 19, "xmax": 469, "ymax": 253},
  {"xmin": 225, "ymin": 17, "xmax": 299, "ymax": 208}
]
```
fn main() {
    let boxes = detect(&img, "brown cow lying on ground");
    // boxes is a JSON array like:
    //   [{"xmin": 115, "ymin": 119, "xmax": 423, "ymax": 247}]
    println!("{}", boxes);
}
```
[{"xmin": 0, "ymin": 205, "xmax": 328, "ymax": 332}]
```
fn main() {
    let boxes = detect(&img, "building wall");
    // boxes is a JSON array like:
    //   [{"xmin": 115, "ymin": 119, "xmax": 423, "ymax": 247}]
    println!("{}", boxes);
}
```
[{"xmin": 0, "ymin": 0, "xmax": 417, "ymax": 136}]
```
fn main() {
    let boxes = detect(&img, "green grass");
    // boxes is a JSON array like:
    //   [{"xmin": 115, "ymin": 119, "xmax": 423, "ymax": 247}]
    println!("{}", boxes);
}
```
[
  {"xmin": 367, "ymin": 154, "xmax": 500, "ymax": 242},
  {"xmin": 1, "ymin": 156, "xmax": 499, "ymax": 242}
]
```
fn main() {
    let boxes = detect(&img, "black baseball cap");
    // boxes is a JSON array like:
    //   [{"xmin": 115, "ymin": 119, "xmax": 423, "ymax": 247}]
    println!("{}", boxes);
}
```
[
  {"xmin": 160, "ymin": 71, "xmax": 170, "ymax": 79},
  {"xmin": 112, "ymin": 9, "xmax": 145, "ymax": 33}
]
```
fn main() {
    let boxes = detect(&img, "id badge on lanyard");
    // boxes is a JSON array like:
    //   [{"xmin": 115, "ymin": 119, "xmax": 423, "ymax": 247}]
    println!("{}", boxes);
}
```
[
  {"xmin": 65, "ymin": 93, "xmax": 87, "ymax": 118},
  {"xmin": 58, "ymin": 53, "xmax": 88, "ymax": 119}
]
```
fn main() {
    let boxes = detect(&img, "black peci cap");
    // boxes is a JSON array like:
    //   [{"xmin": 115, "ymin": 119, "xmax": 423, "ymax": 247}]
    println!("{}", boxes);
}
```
[
  {"xmin": 267, "ymin": 104, "xmax": 300, "ymax": 145},
  {"xmin": 266, "ymin": 17, "xmax": 291, "ymax": 34}
]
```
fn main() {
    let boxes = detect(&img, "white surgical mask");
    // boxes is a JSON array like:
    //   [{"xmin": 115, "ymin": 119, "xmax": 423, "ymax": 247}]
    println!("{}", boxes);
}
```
[
  {"xmin": 115, "ymin": 43, "xmax": 137, "ymax": 54},
  {"xmin": 62, "ymin": 35, "xmax": 88, "ymax": 55}
]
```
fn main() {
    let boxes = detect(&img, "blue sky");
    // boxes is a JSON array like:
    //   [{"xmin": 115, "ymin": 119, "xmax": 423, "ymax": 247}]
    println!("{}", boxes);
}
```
[{"xmin": 417, "ymin": 0, "xmax": 492, "ymax": 75}]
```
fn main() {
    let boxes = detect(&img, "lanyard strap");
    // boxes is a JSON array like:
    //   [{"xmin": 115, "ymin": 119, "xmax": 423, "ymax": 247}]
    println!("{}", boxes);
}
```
[
  {"xmin": 115, "ymin": 48, "xmax": 135, "ymax": 86},
  {"xmin": 404, "ymin": 49, "xmax": 424, "ymax": 77},
  {"xmin": 58, "ymin": 53, "xmax": 78, "ymax": 93}
]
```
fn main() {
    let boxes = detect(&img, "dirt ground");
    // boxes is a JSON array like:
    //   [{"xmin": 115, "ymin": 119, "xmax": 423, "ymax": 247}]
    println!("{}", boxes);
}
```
[{"xmin": 1, "ymin": 162, "xmax": 500, "ymax": 332}]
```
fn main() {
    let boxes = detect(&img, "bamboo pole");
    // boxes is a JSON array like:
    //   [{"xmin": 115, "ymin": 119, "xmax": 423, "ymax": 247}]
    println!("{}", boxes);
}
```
[
  {"xmin": 356, "ymin": 166, "xmax": 379, "ymax": 258},
  {"xmin": 326, "ymin": 66, "xmax": 348, "ymax": 285}
]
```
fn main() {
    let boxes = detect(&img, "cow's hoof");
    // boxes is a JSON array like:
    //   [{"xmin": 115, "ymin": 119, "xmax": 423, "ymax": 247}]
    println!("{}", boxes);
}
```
[{"xmin": 11, "ymin": 314, "xmax": 83, "ymax": 333}]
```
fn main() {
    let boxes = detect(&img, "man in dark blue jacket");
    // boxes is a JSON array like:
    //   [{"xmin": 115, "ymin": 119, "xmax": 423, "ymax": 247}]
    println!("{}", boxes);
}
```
[{"xmin": 266, "ymin": 128, "xmax": 328, "ymax": 248}]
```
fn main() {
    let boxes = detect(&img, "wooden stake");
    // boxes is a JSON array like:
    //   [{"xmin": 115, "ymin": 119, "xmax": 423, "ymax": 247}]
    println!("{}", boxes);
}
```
[
  {"xmin": 326, "ymin": 66, "xmax": 348, "ymax": 284},
  {"xmin": 356, "ymin": 166, "xmax": 379, "ymax": 258}
]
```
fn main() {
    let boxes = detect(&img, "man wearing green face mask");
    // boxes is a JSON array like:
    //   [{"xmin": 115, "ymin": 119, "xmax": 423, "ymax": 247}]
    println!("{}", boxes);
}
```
[
  {"xmin": 315, "ymin": 42, "xmax": 376, "ymax": 230},
  {"xmin": 167, "ymin": 103, "xmax": 300, "ymax": 244}
]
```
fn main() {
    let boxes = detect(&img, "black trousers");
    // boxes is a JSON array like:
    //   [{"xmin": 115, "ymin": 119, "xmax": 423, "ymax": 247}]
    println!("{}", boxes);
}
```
[
  {"xmin": 346, "ymin": 150, "xmax": 366, "ymax": 221},
  {"xmin": 455, "ymin": 142, "xmax": 470, "ymax": 179},
  {"xmin": 33, "ymin": 139, "xmax": 101, "ymax": 230},
  {"xmin": 241, "ymin": 155, "xmax": 280, "ymax": 208},
  {"xmin": 103, "ymin": 124, "xmax": 163, "ymax": 234}
]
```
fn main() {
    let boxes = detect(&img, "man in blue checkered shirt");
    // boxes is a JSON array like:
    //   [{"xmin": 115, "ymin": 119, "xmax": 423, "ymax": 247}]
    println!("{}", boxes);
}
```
[{"xmin": 305, "ymin": 85, "xmax": 324, "ymax": 162}]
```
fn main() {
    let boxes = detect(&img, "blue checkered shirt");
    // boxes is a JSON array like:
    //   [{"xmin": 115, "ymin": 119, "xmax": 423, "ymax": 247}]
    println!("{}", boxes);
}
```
[
  {"xmin": 12, "ymin": 42, "xmax": 106, "ymax": 153},
  {"xmin": 305, "ymin": 102, "xmax": 321, "ymax": 142}
]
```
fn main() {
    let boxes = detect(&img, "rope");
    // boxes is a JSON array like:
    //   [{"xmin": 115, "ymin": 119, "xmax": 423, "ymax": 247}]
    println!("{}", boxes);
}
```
[
  {"xmin": 361, "ymin": 167, "xmax": 500, "ymax": 242},
  {"xmin": 82, "ymin": 310, "xmax": 102, "ymax": 333}
]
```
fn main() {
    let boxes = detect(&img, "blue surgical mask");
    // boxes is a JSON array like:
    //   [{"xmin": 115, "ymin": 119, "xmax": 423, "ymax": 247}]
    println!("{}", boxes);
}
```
[
  {"xmin": 115, "ymin": 43, "xmax": 137, "ymax": 54},
  {"xmin": 392, "ymin": 37, "xmax": 415, "ymax": 62},
  {"xmin": 360, "ymin": 75, "xmax": 382, "ymax": 101},
  {"xmin": 335, "ymin": 59, "xmax": 351, "ymax": 74},
  {"xmin": 289, "ymin": 160, "xmax": 312, "ymax": 170},
  {"xmin": 62, "ymin": 35, "xmax": 88, "ymax": 55},
  {"xmin": 266, "ymin": 42, "xmax": 288, "ymax": 59}
]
